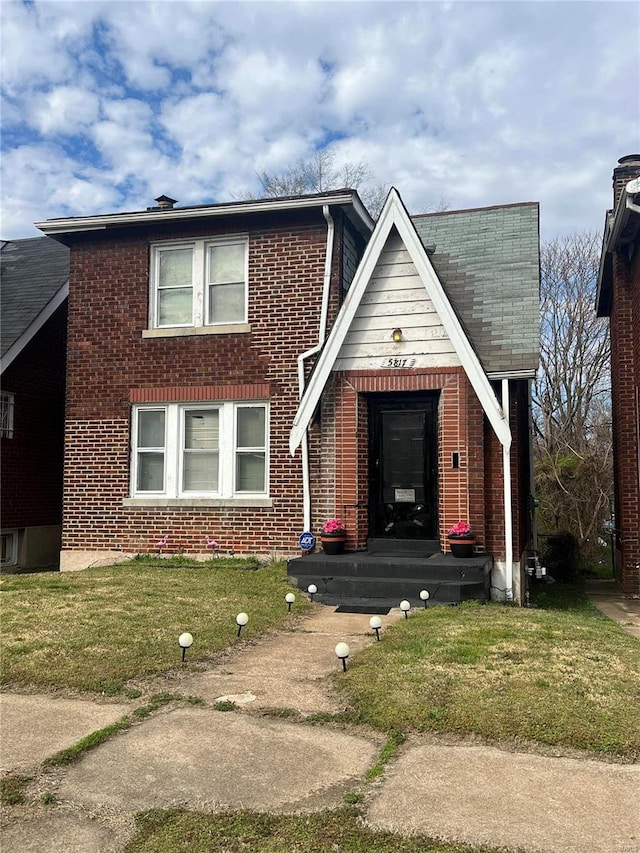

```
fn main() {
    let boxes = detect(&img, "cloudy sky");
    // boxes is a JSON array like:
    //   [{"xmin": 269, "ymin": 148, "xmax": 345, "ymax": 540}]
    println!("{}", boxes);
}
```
[{"xmin": 1, "ymin": 0, "xmax": 638, "ymax": 241}]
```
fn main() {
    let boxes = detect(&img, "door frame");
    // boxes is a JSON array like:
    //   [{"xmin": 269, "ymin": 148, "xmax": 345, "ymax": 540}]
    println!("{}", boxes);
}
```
[{"xmin": 367, "ymin": 392, "xmax": 439, "ymax": 539}]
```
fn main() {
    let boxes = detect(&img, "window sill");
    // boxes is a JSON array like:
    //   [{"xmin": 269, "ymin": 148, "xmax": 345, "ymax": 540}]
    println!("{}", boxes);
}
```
[
  {"xmin": 123, "ymin": 497, "xmax": 273, "ymax": 508},
  {"xmin": 142, "ymin": 324, "xmax": 251, "ymax": 339}
]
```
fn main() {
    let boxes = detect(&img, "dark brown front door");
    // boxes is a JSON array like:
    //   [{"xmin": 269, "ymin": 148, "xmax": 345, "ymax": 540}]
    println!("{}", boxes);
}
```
[{"xmin": 368, "ymin": 393, "xmax": 439, "ymax": 539}]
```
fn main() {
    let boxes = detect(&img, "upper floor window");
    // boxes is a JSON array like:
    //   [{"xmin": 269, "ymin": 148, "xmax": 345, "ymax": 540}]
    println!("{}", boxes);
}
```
[
  {"xmin": 150, "ymin": 238, "xmax": 248, "ymax": 329},
  {"xmin": 0, "ymin": 392, "xmax": 15, "ymax": 439}
]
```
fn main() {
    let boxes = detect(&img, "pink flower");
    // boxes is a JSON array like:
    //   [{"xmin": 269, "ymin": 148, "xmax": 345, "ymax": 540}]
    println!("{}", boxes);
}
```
[
  {"xmin": 447, "ymin": 520, "xmax": 472, "ymax": 537},
  {"xmin": 321, "ymin": 518, "xmax": 346, "ymax": 535}
]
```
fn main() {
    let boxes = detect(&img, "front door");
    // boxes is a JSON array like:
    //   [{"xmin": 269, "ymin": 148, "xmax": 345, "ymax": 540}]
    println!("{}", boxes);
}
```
[{"xmin": 368, "ymin": 393, "xmax": 439, "ymax": 539}]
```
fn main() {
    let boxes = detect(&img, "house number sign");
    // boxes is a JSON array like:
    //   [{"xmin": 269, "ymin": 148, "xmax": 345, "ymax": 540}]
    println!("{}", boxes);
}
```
[{"xmin": 380, "ymin": 357, "xmax": 416, "ymax": 369}]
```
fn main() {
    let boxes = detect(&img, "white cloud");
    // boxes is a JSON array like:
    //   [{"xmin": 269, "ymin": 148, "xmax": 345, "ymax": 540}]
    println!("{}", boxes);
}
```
[{"xmin": 1, "ymin": 0, "xmax": 638, "ymax": 239}]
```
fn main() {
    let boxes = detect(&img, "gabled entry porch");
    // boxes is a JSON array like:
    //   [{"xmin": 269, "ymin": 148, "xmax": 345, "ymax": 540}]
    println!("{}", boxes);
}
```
[{"xmin": 287, "ymin": 539, "xmax": 492, "ymax": 609}]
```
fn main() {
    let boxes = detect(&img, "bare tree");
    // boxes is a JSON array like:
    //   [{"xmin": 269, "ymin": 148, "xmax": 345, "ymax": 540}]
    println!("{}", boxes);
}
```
[{"xmin": 533, "ymin": 231, "xmax": 612, "ymax": 559}]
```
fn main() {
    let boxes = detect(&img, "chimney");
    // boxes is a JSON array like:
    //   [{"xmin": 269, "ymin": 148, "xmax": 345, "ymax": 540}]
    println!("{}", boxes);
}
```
[
  {"xmin": 147, "ymin": 194, "xmax": 178, "ymax": 211},
  {"xmin": 612, "ymin": 155, "xmax": 640, "ymax": 207}
]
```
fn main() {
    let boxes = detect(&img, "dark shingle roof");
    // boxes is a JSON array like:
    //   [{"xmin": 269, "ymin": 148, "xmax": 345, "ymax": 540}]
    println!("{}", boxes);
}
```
[
  {"xmin": 1, "ymin": 236, "xmax": 69, "ymax": 360},
  {"xmin": 412, "ymin": 203, "xmax": 540, "ymax": 374}
]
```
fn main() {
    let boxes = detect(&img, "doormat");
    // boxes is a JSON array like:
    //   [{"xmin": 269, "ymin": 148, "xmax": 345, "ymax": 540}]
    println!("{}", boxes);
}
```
[{"xmin": 335, "ymin": 605, "xmax": 390, "ymax": 614}]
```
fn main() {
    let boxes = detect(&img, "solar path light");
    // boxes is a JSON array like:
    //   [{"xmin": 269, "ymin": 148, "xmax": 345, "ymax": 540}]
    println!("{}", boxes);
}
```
[
  {"xmin": 178, "ymin": 632, "xmax": 193, "ymax": 662},
  {"xmin": 236, "ymin": 612, "xmax": 248, "ymax": 637},
  {"xmin": 369, "ymin": 615, "xmax": 382, "ymax": 641},
  {"xmin": 419, "ymin": 589, "xmax": 430, "ymax": 608},
  {"xmin": 335, "ymin": 642, "xmax": 350, "ymax": 672},
  {"xmin": 307, "ymin": 583, "xmax": 317, "ymax": 601},
  {"xmin": 400, "ymin": 600, "xmax": 411, "ymax": 619},
  {"xmin": 285, "ymin": 592, "xmax": 296, "ymax": 611}
]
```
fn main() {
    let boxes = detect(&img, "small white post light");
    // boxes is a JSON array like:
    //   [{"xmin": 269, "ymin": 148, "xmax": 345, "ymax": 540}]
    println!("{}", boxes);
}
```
[
  {"xmin": 178, "ymin": 632, "xmax": 193, "ymax": 662},
  {"xmin": 285, "ymin": 592, "xmax": 296, "ymax": 612},
  {"xmin": 307, "ymin": 583, "xmax": 318, "ymax": 601},
  {"xmin": 236, "ymin": 612, "xmax": 248, "ymax": 637},
  {"xmin": 335, "ymin": 641, "xmax": 350, "ymax": 672},
  {"xmin": 369, "ymin": 615, "xmax": 382, "ymax": 641},
  {"xmin": 400, "ymin": 600, "xmax": 411, "ymax": 619},
  {"xmin": 419, "ymin": 589, "xmax": 430, "ymax": 608}
]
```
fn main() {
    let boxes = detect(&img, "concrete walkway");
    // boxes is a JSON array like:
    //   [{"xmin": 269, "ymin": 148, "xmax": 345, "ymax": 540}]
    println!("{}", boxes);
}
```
[{"xmin": 1, "ymin": 601, "xmax": 639, "ymax": 852}]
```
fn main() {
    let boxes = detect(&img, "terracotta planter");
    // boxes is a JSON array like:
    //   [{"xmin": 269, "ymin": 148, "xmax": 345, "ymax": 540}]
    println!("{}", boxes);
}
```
[
  {"xmin": 320, "ymin": 535, "xmax": 346, "ymax": 555},
  {"xmin": 448, "ymin": 538, "xmax": 476, "ymax": 558}
]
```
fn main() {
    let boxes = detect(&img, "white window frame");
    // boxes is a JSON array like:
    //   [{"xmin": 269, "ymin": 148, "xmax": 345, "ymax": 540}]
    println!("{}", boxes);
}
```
[
  {"xmin": 1, "ymin": 530, "xmax": 18, "ymax": 566},
  {"xmin": 131, "ymin": 401, "xmax": 268, "ymax": 499},
  {"xmin": 149, "ymin": 237, "xmax": 248, "ymax": 330},
  {"xmin": 1, "ymin": 392, "xmax": 15, "ymax": 439}
]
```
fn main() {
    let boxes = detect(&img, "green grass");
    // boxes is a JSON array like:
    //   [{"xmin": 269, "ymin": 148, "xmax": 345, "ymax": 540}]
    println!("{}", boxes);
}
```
[
  {"xmin": 0, "ymin": 774, "xmax": 31, "ymax": 806},
  {"xmin": 337, "ymin": 587, "xmax": 640, "ymax": 758},
  {"xmin": 123, "ymin": 807, "xmax": 508, "ymax": 853},
  {"xmin": 0, "ymin": 560, "xmax": 307, "ymax": 695}
]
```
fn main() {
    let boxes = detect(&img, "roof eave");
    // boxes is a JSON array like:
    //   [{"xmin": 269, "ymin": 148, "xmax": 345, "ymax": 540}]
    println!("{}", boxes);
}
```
[
  {"xmin": 1, "ymin": 280, "xmax": 68, "ymax": 373},
  {"xmin": 34, "ymin": 191, "xmax": 375, "ymax": 239}
]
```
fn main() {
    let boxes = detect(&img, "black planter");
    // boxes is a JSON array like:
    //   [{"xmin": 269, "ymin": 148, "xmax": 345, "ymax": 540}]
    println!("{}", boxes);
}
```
[
  {"xmin": 448, "ymin": 539, "xmax": 476, "ymax": 558},
  {"xmin": 320, "ymin": 535, "xmax": 346, "ymax": 555}
]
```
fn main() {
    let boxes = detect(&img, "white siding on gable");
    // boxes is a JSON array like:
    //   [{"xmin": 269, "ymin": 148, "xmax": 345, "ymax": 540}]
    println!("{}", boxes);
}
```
[{"xmin": 334, "ymin": 229, "xmax": 462, "ymax": 371}]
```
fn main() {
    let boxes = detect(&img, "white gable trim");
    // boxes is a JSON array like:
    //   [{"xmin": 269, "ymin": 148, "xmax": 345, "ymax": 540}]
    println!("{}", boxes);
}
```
[
  {"xmin": 1, "ymin": 281, "xmax": 69, "ymax": 374},
  {"xmin": 289, "ymin": 188, "xmax": 511, "ymax": 454}
]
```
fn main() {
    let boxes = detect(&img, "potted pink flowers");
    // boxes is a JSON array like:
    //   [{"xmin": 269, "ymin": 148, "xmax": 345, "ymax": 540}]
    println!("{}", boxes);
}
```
[
  {"xmin": 446, "ymin": 521, "xmax": 476, "ymax": 558},
  {"xmin": 320, "ymin": 518, "xmax": 347, "ymax": 555}
]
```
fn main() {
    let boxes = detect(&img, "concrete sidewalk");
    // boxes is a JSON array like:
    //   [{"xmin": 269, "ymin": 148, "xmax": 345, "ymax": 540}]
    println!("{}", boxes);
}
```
[{"xmin": 2, "ymin": 603, "xmax": 639, "ymax": 853}]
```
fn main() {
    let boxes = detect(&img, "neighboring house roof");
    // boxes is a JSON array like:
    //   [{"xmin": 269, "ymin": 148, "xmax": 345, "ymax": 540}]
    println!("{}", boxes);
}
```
[
  {"xmin": 412, "ymin": 202, "xmax": 540, "ymax": 376},
  {"xmin": 290, "ymin": 188, "xmax": 518, "ymax": 455},
  {"xmin": 35, "ymin": 189, "xmax": 374, "ymax": 242},
  {"xmin": 0, "ymin": 237, "xmax": 69, "ymax": 371},
  {"xmin": 596, "ymin": 175, "xmax": 640, "ymax": 317}
]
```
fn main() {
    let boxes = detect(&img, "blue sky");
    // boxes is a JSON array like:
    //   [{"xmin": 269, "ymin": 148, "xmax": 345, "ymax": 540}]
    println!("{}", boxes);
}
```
[{"xmin": 1, "ymin": 0, "xmax": 638, "ymax": 240}]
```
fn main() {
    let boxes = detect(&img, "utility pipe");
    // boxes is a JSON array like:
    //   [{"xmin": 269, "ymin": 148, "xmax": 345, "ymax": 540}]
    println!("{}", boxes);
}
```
[
  {"xmin": 502, "ymin": 379, "xmax": 514, "ymax": 600},
  {"xmin": 296, "ymin": 205, "xmax": 335, "ymax": 531}
]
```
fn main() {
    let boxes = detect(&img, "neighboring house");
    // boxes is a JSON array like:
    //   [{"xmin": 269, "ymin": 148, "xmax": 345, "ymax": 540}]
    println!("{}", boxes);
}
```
[
  {"xmin": 596, "ymin": 154, "xmax": 640, "ymax": 597},
  {"xmin": 0, "ymin": 237, "xmax": 69, "ymax": 571},
  {"xmin": 36, "ymin": 188, "xmax": 539, "ymax": 601}
]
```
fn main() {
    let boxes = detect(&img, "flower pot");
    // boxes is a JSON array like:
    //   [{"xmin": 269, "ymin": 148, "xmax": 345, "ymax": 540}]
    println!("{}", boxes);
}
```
[
  {"xmin": 320, "ymin": 535, "xmax": 346, "ymax": 555},
  {"xmin": 448, "ymin": 538, "xmax": 476, "ymax": 558}
]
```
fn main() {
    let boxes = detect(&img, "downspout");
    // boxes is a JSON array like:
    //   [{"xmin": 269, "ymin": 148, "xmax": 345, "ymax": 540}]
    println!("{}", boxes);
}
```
[
  {"xmin": 297, "ymin": 205, "xmax": 335, "ymax": 531},
  {"xmin": 528, "ymin": 378, "xmax": 538, "ymax": 554},
  {"xmin": 502, "ymin": 379, "xmax": 514, "ymax": 600}
]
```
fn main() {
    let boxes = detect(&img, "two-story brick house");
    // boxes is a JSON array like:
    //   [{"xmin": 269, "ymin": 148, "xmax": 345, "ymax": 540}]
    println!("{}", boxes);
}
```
[
  {"xmin": 36, "ymin": 187, "xmax": 539, "ymax": 601},
  {"xmin": 597, "ymin": 155, "xmax": 640, "ymax": 597}
]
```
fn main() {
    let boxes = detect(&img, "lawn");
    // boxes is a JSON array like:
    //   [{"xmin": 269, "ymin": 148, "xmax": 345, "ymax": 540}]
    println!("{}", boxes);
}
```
[
  {"xmin": 337, "ymin": 586, "xmax": 640, "ymax": 758},
  {"xmin": 0, "ymin": 557, "xmax": 308, "ymax": 695}
]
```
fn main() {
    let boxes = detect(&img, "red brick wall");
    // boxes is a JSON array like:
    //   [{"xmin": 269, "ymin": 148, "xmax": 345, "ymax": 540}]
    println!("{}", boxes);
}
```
[
  {"xmin": 312, "ymin": 368, "xmax": 528, "ymax": 558},
  {"xmin": 609, "ymin": 159, "xmax": 640, "ymax": 595},
  {"xmin": 63, "ymin": 209, "xmax": 341, "ymax": 555},
  {"xmin": 1, "ymin": 303, "xmax": 67, "ymax": 529}
]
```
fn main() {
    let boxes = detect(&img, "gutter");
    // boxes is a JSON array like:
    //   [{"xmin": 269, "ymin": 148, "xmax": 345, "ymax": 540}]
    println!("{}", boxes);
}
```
[{"xmin": 297, "ymin": 204, "xmax": 335, "ymax": 531}]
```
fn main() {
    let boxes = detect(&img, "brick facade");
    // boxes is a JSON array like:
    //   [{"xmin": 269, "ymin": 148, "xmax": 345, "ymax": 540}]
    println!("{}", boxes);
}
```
[
  {"xmin": 602, "ymin": 157, "xmax": 640, "ymax": 595},
  {"xmin": 1, "ymin": 304, "xmax": 67, "ymax": 531}
]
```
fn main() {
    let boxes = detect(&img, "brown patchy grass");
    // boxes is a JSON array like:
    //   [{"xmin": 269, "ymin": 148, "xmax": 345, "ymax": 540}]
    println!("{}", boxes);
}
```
[
  {"xmin": 0, "ymin": 559, "xmax": 307, "ymax": 695},
  {"xmin": 338, "ymin": 591, "xmax": 640, "ymax": 759}
]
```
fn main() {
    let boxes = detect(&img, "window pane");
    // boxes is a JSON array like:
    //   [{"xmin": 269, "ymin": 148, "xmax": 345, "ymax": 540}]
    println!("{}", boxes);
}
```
[
  {"xmin": 158, "ymin": 287, "xmax": 192, "ymax": 325},
  {"xmin": 237, "ymin": 407, "xmax": 265, "ymax": 448},
  {"xmin": 208, "ymin": 282, "xmax": 245, "ymax": 323},
  {"xmin": 159, "ymin": 248, "xmax": 192, "ymax": 287},
  {"xmin": 236, "ymin": 452, "xmax": 265, "ymax": 492},
  {"xmin": 138, "ymin": 410, "xmax": 165, "ymax": 448},
  {"xmin": 183, "ymin": 451, "xmax": 219, "ymax": 491},
  {"xmin": 184, "ymin": 410, "xmax": 218, "ymax": 449},
  {"xmin": 137, "ymin": 452, "xmax": 164, "ymax": 491},
  {"xmin": 209, "ymin": 244, "xmax": 245, "ymax": 284}
]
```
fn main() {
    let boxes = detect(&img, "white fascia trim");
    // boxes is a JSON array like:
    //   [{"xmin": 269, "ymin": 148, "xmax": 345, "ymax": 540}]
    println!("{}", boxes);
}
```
[
  {"xmin": 35, "ymin": 192, "xmax": 374, "ymax": 237},
  {"xmin": 1, "ymin": 281, "xmax": 68, "ymax": 374},
  {"xmin": 289, "ymin": 188, "xmax": 511, "ymax": 454},
  {"xmin": 487, "ymin": 369, "xmax": 537, "ymax": 380}
]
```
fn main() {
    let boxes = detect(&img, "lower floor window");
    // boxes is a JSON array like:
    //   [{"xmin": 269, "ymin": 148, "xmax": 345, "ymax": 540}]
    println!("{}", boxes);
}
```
[
  {"xmin": 132, "ymin": 401, "xmax": 268, "ymax": 498},
  {"xmin": 1, "ymin": 531, "xmax": 18, "ymax": 566}
]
